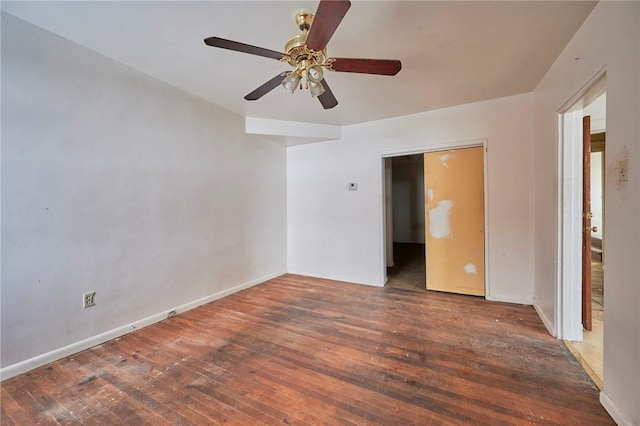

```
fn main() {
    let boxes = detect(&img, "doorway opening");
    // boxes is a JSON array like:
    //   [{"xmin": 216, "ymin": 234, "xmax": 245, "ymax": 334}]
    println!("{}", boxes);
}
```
[
  {"xmin": 385, "ymin": 154, "xmax": 426, "ymax": 292},
  {"xmin": 381, "ymin": 141, "xmax": 488, "ymax": 297},
  {"xmin": 558, "ymin": 73, "xmax": 606, "ymax": 389}
]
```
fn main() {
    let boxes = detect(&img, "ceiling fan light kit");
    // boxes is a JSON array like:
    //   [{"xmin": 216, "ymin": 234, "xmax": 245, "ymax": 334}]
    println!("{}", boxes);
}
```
[{"xmin": 204, "ymin": 0, "xmax": 401, "ymax": 109}]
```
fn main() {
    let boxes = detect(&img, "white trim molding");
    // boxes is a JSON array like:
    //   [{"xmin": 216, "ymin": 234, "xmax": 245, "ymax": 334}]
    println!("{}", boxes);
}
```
[
  {"xmin": 600, "ymin": 391, "xmax": 635, "ymax": 426},
  {"xmin": 557, "ymin": 110, "xmax": 585, "ymax": 341},
  {"xmin": 534, "ymin": 304, "xmax": 557, "ymax": 337}
]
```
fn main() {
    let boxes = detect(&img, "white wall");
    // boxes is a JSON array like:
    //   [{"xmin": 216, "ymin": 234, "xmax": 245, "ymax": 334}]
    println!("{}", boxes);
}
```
[
  {"xmin": 288, "ymin": 93, "xmax": 535, "ymax": 304},
  {"xmin": 532, "ymin": 2, "xmax": 640, "ymax": 424},
  {"xmin": 584, "ymin": 92, "xmax": 607, "ymax": 133},
  {"xmin": 392, "ymin": 157, "xmax": 425, "ymax": 244},
  {"xmin": 1, "ymin": 13, "xmax": 287, "ymax": 376}
]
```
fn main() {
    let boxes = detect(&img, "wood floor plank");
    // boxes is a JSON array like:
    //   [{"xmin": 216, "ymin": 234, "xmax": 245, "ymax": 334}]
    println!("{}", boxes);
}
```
[
  {"xmin": 20, "ymin": 365, "xmax": 116, "ymax": 425},
  {"xmin": 79, "ymin": 346, "xmax": 246, "ymax": 425},
  {"xmin": 1, "ymin": 386, "xmax": 34, "ymax": 425},
  {"xmin": 130, "ymin": 321, "xmax": 339, "ymax": 425},
  {"xmin": 49, "ymin": 353, "xmax": 173, "ymax": 426},
  {"xmin": 206, "ymin": 309, "xmax": 523, "ymax": 424},
  {"xmin": 1, "ymin": 273, "xmax": 614, "ymax": 425},
  {"xmin": 130, "ymin": 342, "xmax": 293, "ymax": 424}
]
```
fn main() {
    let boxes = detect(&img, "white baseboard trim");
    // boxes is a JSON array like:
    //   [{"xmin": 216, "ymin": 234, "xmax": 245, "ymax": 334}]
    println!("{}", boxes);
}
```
[
  {"xmin": 0, "ymin": 271, "xmax": 284, "ymax": 381},
  {"xmin": 286, "ymin": 270, "xmax": 383, "ymax": 287},
  {"xmin": 600, "ymin": 391, "xmax": 634, "ymax": 426},
  {"xmin": 533, "ymin": 303, "xmax": 557, "ymax": 337},
  {"xmin": 485, "ymin": 294, "xmax": 533, "ymax": 306}
]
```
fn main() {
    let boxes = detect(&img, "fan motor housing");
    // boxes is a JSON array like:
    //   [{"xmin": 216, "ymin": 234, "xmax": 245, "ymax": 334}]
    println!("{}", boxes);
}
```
[
  {"xmin": 284, "ymin": 12, "xmax": 327, "ymax": 69},
  {"xmin": 285, "ymin": 34, "xmax": 308, "ymax": 60}
]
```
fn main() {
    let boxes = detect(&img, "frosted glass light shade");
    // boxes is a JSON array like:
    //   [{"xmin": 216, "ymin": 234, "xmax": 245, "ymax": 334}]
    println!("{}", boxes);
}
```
[
  {"xmin": 282, "ymin": 72, "xmax": 301, "ymax": 94},
  {"xmin": 309, "ymin": 81, "xmax": 325, "ymax": 97}
]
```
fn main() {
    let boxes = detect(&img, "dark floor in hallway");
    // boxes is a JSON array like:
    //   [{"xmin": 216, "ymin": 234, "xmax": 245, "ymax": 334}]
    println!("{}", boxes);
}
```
[{"xmin": 385, "ymin": 243, "xmax": 426, "ymax": 292}]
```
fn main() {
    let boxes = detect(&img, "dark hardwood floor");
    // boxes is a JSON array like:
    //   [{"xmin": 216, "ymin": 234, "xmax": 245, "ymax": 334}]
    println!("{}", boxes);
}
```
[{"xmin": 1, "ymin": 274, "xmax": 613, "ymax": 425}]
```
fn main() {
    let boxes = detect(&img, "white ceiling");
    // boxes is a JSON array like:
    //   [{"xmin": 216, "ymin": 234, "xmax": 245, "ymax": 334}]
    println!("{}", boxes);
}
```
[{"xmin": 2, "ymin": 1, "xmax": 596, "ymax": 126}]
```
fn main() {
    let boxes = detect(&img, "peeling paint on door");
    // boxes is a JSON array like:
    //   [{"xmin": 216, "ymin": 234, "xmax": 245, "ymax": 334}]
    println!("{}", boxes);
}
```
[
  {"xmin": 428, "ymin": 200, "xmax": 453, "ymax": 238},
  {"xmin": 426, "ymin": 188, "xmax": 434, "ymax": 202},
  {"xmin": 464, "ymin": 263, "xmax": 478, "ymax": 274},
  {"xmin": 439, "ymin": 153, "xmax": 453, "ymax": 168}
]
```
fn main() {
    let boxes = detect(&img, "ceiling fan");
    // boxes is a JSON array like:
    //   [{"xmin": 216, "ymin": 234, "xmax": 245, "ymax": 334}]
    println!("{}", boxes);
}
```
[{"xmin": 204, "ymin": 0, "xmax": 402, "ymax": 110}]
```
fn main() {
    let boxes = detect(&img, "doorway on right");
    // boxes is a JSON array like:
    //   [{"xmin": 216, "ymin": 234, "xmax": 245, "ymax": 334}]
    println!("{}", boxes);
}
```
[{"xmin": 568, "ymin": 92, "xmax": 606, "ymax": 390}]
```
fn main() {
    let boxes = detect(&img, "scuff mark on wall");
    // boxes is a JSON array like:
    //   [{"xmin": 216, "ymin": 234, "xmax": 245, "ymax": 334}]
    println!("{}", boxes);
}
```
[
  {"xmin": 464, "ymin": 263, "xmax": 478, "ymax": 274},
  {"xmin": 428, "ymin": 200, "xmax": 453, "ymax": 238}
]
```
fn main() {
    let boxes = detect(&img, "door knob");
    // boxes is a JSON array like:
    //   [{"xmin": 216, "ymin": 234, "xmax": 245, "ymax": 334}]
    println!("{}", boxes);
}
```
[{"xmin": 591, "ymin": 226, "xmax": 598, "ymax": 233}]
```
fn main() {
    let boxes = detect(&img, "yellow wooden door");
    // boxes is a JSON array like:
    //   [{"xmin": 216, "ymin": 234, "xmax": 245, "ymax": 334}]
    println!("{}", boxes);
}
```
[{"xmin": 424, "ymin": 147, "xmax": 485, "ymax": 296}]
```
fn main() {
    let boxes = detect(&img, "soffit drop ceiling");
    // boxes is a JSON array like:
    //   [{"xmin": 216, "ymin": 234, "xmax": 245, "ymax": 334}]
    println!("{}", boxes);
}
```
[{"xmin": 1, "ymin": 1, "xmax": 596, "ymax": 126}]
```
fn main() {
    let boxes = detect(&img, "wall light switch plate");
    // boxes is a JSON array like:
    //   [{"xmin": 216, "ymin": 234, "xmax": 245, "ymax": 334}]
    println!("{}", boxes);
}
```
[
  {"xmin": 619, "ymin": 159, "xmax": 629, "ymax": 182},
  {"xmin": 348, "ymin": 182, "xmax": 358, "ymax": 191}
]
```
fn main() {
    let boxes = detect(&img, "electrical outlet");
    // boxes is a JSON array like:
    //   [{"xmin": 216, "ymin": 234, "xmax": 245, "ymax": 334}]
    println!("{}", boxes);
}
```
[
  {"xmin": 83, "ymin": 292, "xmax": 96, "ymax": 308},
  {"xmin": 348, "ymin": 182, "xmax": 358, "ymax": 191}
]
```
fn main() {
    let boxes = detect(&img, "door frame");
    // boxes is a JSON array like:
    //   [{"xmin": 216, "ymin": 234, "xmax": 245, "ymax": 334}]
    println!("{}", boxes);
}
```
[
  {"xmin": 556, "ymin": 70, "xmax": 606, "ymax": 341},
  {"xmin": 582, "ymin": 116, "xmax": 593, "ymax": 331},
  {"xmin": 379, "ymin": 138, "xmax": 489, "ymax": 297}
]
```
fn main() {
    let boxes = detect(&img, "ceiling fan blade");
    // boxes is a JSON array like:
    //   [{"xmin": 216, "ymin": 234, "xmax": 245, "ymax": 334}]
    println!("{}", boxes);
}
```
[
  {"xmin": 204, "ymin": 37, "xmax": 285, "ymax": 60},
  {"xmin": 328, "ymin": 58, "xmax": 402, "ymax": 75},
  {"xmin": 306, "ymin": 0, "xmax": 351, "ymax": 51},
  {"xmin": 244, "ymin": 73, "xmax": 287, "ymax": 101},
  {"xmin": 317, "ymin": 79, "xmax": 338, "ymax": 109}
]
